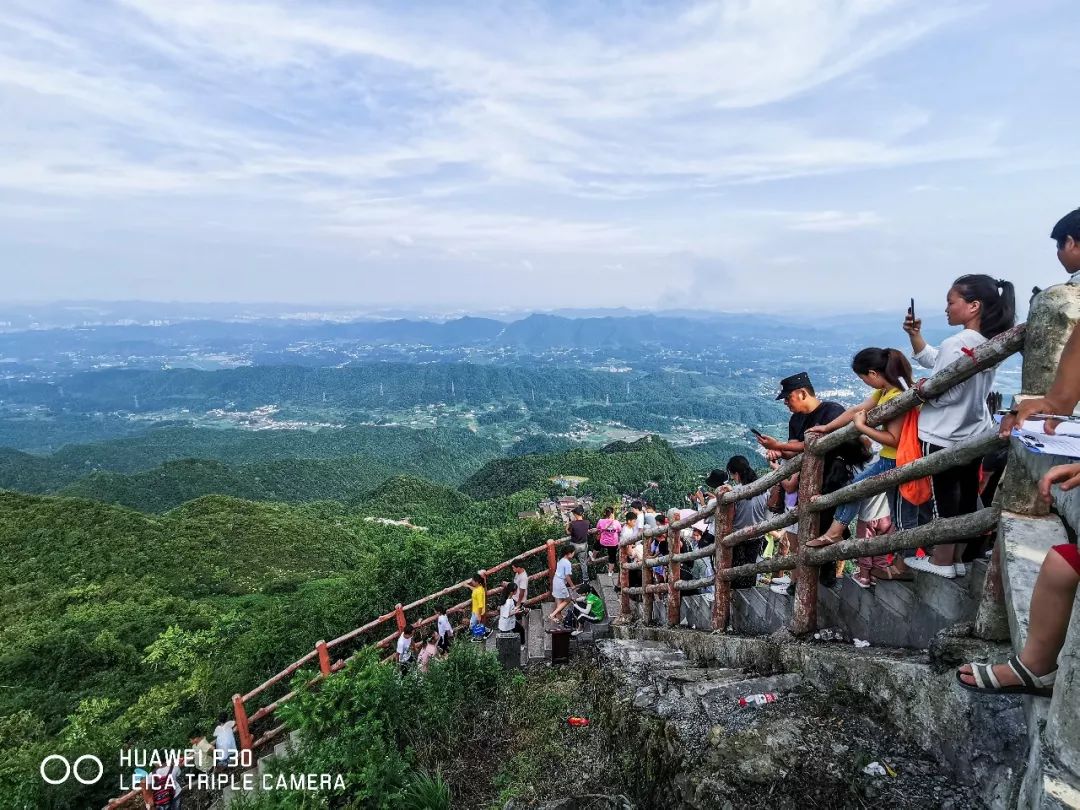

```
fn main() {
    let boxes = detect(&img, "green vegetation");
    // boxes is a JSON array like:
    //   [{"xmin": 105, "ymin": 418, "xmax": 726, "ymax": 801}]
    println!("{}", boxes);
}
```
[
  {"xmin": 0, "ymin": 484, "xmax": 551, "ymax": 808},
  {"xmin": 461, "ymin": 435, "xmax": 702, "ymax": 502},
  {"xmin": 0, "ymin": 425, "xmax": 501, "ymax": 496}
]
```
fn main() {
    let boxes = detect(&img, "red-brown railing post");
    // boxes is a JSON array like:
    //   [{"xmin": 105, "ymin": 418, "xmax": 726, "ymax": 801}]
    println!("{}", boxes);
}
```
[
  {"xmin": 394, "ymin": 603, "xmax": 406, "ymax": 632},
  {"xmin": 546, "ymin": 539, "xmax": 557, "ymax": 596},
  {"xmin": 712, "ymin": 500, "xmax": 735, "ymax": 631},
  {"xmin": 316, "ymin": 640, "xmax": 331, "ymax": 676},
  {"xmin": 792, "ymin": 439, "xmax": 824, "ymax": 635},
  {"xmin": 619, "ymin": 544, "xmax": 630, "ymax": 618},
  {"xmin": 666, "ymin": 526, "xmax": 682, "ymax": 627},
  {"xmin": 641, "ymin": 542, "xmax": 654, "ymax": 626},
  {"xmin": 232, "ymin": 693, "xmax": 253, "ymax": 753}
]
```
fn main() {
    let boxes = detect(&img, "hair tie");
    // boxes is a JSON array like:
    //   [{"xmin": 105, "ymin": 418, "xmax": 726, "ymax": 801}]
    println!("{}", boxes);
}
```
[{"xmin": 997, "ymin": 278, "xmax": 1006, "ymax": 287}]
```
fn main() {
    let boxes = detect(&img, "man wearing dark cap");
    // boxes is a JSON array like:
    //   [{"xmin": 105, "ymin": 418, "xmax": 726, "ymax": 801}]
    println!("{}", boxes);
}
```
[{"xmin": 755, "ymin": 371, "xmax": 868, "ymax": 588}]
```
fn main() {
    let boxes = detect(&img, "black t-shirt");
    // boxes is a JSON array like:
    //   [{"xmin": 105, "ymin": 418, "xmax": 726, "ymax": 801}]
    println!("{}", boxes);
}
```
[
  {"xmin": 787, "ymin": 400, "xmax": 845, "ymax": 443},
  {"xmin": 568, "ymin": 519, "xmax": 590, "ymax": 544},
  {"xmin": 788, "ymin": 400, "xmax": 865, "ymax": 495}
]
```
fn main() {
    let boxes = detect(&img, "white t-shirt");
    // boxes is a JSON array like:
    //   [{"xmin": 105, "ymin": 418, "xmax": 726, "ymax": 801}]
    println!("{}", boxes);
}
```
[
  {"xmin": 213, "ymin": 721, "xmax": 237, "ymax": 759},
  {"xmin": 498, "ymin": 596, "xmax": 519, "ymax": 631},
  {"xmin": 437, "ymin": 614, "xmax": 453, "ymax": 639},
  {"xmin": 396, "ymin": 632, "xmax": 413, "ymax": 663},
  {"xmin": 514, "ymin": 570, "xmax": 528, "ymax": 597},
  {"xmin": 553, "ymin": 557, "xmax": 573, "ymax": 598},
  {"xmin": 858, "ymin": 491, "xmax": 892, "ymax": 523},
  {"xmin": 913, "ymin": 329, "xmax": 996, "ymax": 447}
]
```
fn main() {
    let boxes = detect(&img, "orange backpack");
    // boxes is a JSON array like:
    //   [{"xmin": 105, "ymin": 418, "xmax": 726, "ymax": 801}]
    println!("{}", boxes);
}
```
[{"xmin": 896, "ymin": 408, "xmax": 932, "ymax": 505}]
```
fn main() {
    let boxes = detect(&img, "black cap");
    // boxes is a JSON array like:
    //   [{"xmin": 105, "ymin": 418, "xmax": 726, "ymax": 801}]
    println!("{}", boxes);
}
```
[
  {"xmin": 776, "ymin": 371, "xmax": 813, "ymax": 400},
  {"xmin": 706, "ymin": 469, "xmax": 728, "ymax": 488}
]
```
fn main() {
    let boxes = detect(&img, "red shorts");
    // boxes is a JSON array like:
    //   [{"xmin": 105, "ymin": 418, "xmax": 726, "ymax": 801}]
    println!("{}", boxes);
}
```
[{"xmin": 1054, "ymin": 544, "xmax": 1080, "ymax": 576}]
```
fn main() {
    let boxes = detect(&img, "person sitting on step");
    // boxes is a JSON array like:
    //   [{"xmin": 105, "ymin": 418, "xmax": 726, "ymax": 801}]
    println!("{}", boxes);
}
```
[
  {"xmin": 570, "ymin": 584, "xmax": 606, "ymax": 636},
  {"xmin": 957, "ymin": 462, "xmax": 1080, "ymax": 696}
]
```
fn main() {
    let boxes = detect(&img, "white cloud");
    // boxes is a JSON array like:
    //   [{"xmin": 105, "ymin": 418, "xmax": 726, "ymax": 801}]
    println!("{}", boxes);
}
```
[
  {"xmin": 0, "ymin": 0, "xmax": 1060, "ymax": 308},
  {"xmin": 789, "ymin": 210, "xmax": 884, "ymax": 233}
]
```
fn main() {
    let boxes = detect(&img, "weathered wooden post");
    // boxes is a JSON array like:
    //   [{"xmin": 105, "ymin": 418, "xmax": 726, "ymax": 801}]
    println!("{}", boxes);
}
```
[
  {"xmin": 316, "ymin": 640, "xmax": 331, "ymax": 676},
  {"xmin": 545, "ymin": 539, "xmax": 557, "ymax": 597},
  {"xmin": 711, "ymin": 500, "xmax": 735, "ymax": 631},
  {"xmin": 641, "ymin": 542, "xmax": 654, "ymax": 626},
  {"xmin": 619, "ymin": 543, "xmax": 631, "ymax": 619},
  {"xmin": 232, "ymin": 694, "xmax": 254, "ymax": 753},
  {"xmin": 792, "ymin": 435, "xmax": 824, "ymax": 636},
  {"xmin": 667, "ymin": 526, "xmax": 682, "ymax": 627}
]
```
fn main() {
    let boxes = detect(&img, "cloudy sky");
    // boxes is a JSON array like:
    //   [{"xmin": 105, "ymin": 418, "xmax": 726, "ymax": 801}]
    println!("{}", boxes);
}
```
[{"xmin": 1, "ymin": 0, "xmax": 1076, "ymax": 313}]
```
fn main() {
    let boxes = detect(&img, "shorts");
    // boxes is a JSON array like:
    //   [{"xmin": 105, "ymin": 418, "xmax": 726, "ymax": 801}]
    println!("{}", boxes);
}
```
[{"xmin": 1054, "ymin": 544, "xmax": 1080, "ymax": 576}]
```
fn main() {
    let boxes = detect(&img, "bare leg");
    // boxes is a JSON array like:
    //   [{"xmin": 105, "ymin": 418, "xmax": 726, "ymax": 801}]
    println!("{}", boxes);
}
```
[
  {"xmin": 959, "ymin": 548, "xmax": 1079, "ymax": 685},
  {"xmin": 931, "ymin": 542, "xmax": 954, "ymax": 567}
]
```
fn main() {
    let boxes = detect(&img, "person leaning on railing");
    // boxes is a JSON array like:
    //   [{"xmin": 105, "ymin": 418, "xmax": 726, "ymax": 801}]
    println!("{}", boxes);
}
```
[
  {"xmin": 803, "ymin": 348, "xmax": 916, "ymax": 587},
  {"xmin": 903, "ymin": 274, "xmax": 1016, "ymax": 579},
  {"xmin": 756, "ymin": 370, "xmax": 870, "ymax": 588},
  {"xmin": 723, "ymin": 455, "xmax": 770, "ymax": 588}
]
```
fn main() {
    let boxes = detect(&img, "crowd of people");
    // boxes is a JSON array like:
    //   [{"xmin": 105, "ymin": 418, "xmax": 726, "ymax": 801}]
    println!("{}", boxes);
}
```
[{"xmin": 393, "ymin": 208, "xmax": 1080, "ymax": 702}]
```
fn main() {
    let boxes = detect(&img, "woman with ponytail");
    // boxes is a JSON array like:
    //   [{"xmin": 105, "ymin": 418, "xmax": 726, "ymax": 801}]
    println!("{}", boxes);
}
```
[
  {"xmin": 902, "ymin": 274, "xmax": 1016, "ymax": 579},
  {"xmin": 804, "ymin": 348, "xmax": 914, "ymax": 586}
]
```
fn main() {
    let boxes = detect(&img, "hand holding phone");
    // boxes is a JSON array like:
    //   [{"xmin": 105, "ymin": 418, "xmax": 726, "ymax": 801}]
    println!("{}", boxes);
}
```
[{"xmin": 750, "ymin": 428, "xmax": 764, "ymax": 438}]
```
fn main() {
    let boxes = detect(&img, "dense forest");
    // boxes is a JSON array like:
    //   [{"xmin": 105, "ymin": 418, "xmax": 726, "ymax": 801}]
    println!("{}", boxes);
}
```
[{"xmin": 0, "ymin": 481, "xmax": 554, "ymax": 808}]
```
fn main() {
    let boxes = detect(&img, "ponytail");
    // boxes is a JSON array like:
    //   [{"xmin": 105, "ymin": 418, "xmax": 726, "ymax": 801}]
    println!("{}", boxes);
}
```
[
  {"xmin": 952, "ymin": 274, "xmax": 1016, "ymax": 339},
  {"xmin": 851, "ymin": 347, "xmax": 914, "ymax": 391}
]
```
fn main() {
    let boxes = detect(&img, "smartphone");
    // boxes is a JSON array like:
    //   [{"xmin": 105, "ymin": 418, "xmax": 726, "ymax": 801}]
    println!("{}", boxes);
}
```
[
  {"xmin": 909, "ymin": 297, "xmax": 915, "ymax": 320},
  {"xmin": 750, "ymin": 428, "xmax": 765, "ymax": 438}
]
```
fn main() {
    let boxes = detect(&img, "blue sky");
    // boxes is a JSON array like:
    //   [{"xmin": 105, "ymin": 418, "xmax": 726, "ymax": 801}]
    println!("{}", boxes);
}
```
[{"xmin": 1, "ymin": 0, "xmax": 1077, "ymax": 313}]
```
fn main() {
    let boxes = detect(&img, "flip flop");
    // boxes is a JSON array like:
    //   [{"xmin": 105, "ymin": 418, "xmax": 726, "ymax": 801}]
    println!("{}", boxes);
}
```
[
  {"xmin": 805, "ymin": 535, "xmax": 840, "ymax": 549},
  {"xmin": 956, "ymin": 655, "xmax": 1055, "ymax": 698}
]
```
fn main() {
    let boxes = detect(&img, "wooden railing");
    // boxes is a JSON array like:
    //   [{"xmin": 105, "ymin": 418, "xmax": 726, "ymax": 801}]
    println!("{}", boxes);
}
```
[
  {"xmin": 105, "ymin": 538, "xmax": 569, "ymax": 808},
  {"xmin": 106, "ymin": 321, "xmax": 1026, "ymax": 809},
  {"xmin": 618, "ymin": 322, "xmax": 1026, "ymax": 636}
]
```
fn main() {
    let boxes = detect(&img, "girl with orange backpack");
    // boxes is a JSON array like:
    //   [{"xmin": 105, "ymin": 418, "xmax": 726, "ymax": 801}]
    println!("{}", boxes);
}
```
[{"xmin": 804, "ymin": 348, "xmax": 914, "ymax": 587}]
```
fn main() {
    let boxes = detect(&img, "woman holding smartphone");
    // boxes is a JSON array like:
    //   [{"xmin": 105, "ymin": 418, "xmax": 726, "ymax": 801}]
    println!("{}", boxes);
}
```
[{"xmin": 902, "ymin": 275, "xmax": 1015, "ymax": 578}]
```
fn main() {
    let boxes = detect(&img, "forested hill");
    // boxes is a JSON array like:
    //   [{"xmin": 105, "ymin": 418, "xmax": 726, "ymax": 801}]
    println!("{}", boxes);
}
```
[
  {"xmin": 0, "ymin": 486, "xmax": 551, "ymax": 807},
  {"xmin": 0, "ymin": 425, "xmax": 501, "ymax": 494},
  {"xmin": 461, "ymin": 436, "xmax": 701, "ymax": 502},
  {"xmin": 4, "ymin": 362, "xmax": 789, "ymax": 416}
]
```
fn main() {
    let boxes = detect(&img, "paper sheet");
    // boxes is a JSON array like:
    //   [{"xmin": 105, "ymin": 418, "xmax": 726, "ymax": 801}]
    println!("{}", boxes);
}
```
[{"xmin": 1009, "ymin": 418, "xmax": 1080, "ymax": 459}]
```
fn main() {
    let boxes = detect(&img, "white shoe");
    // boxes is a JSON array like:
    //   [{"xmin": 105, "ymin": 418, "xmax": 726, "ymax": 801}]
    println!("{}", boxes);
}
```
[
  {"xmin": 770, "ymin": 583, "xmax": 791, "ymax": 595},
  {"xmin": 904, "ymin": 556, "xmax": 956, "ymax": 579},
  {"xmin": 771, "ymin": 574, "xmax": 792, "ymax": 586},
  {"xmin": 954, "ymin": 562, "xmax": 967, "ymax": 577}
]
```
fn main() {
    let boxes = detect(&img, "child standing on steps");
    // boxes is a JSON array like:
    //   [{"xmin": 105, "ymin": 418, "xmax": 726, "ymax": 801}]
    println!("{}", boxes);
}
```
[{"xmin": 803, "ymin": 348, "xmax": 914, "ymax": 586}]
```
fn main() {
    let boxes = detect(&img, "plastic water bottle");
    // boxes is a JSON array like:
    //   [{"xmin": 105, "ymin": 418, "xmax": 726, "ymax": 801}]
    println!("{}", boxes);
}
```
[
  {"xmin": 737, "ymin": 693, "xmax": 777, "ymax": 708},
  {"xmin": 567, "ymin": 716, "xmax": 590, "ymax": 727}
]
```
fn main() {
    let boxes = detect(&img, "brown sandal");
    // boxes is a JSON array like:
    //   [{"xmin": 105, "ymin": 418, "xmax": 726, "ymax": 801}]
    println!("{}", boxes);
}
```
[{"xmin": 805, "ymin": 535, "xmax": 840, "ymax": 549}]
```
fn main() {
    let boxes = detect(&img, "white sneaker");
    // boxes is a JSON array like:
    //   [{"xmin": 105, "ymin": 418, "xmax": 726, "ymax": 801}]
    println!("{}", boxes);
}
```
[
  {"xmin": 954, "ymin": 562, "xmax": 967, "ymax": 577},
  {"xmin": 771, "ymin": 574, "xmax": 792, "ymax": 586},
  {"xmin": 904, "ymin": 556, "xmax": 956, "ymax": 579},
  {"xmin": 770, "ymin": 583, "xmax": 791, "ymax": 595}
]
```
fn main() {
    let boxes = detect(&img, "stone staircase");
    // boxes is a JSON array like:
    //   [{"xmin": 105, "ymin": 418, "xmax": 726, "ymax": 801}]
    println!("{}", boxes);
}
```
[{"xmin": 642, "ymin": 560, "xmax": 989, "ymax": 650}]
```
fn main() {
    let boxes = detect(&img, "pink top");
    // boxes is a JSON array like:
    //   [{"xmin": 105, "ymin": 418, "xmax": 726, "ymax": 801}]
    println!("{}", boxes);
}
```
[{"xmin": 596, "ymin": 518, "xmax": 622, "ymax": 547}]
